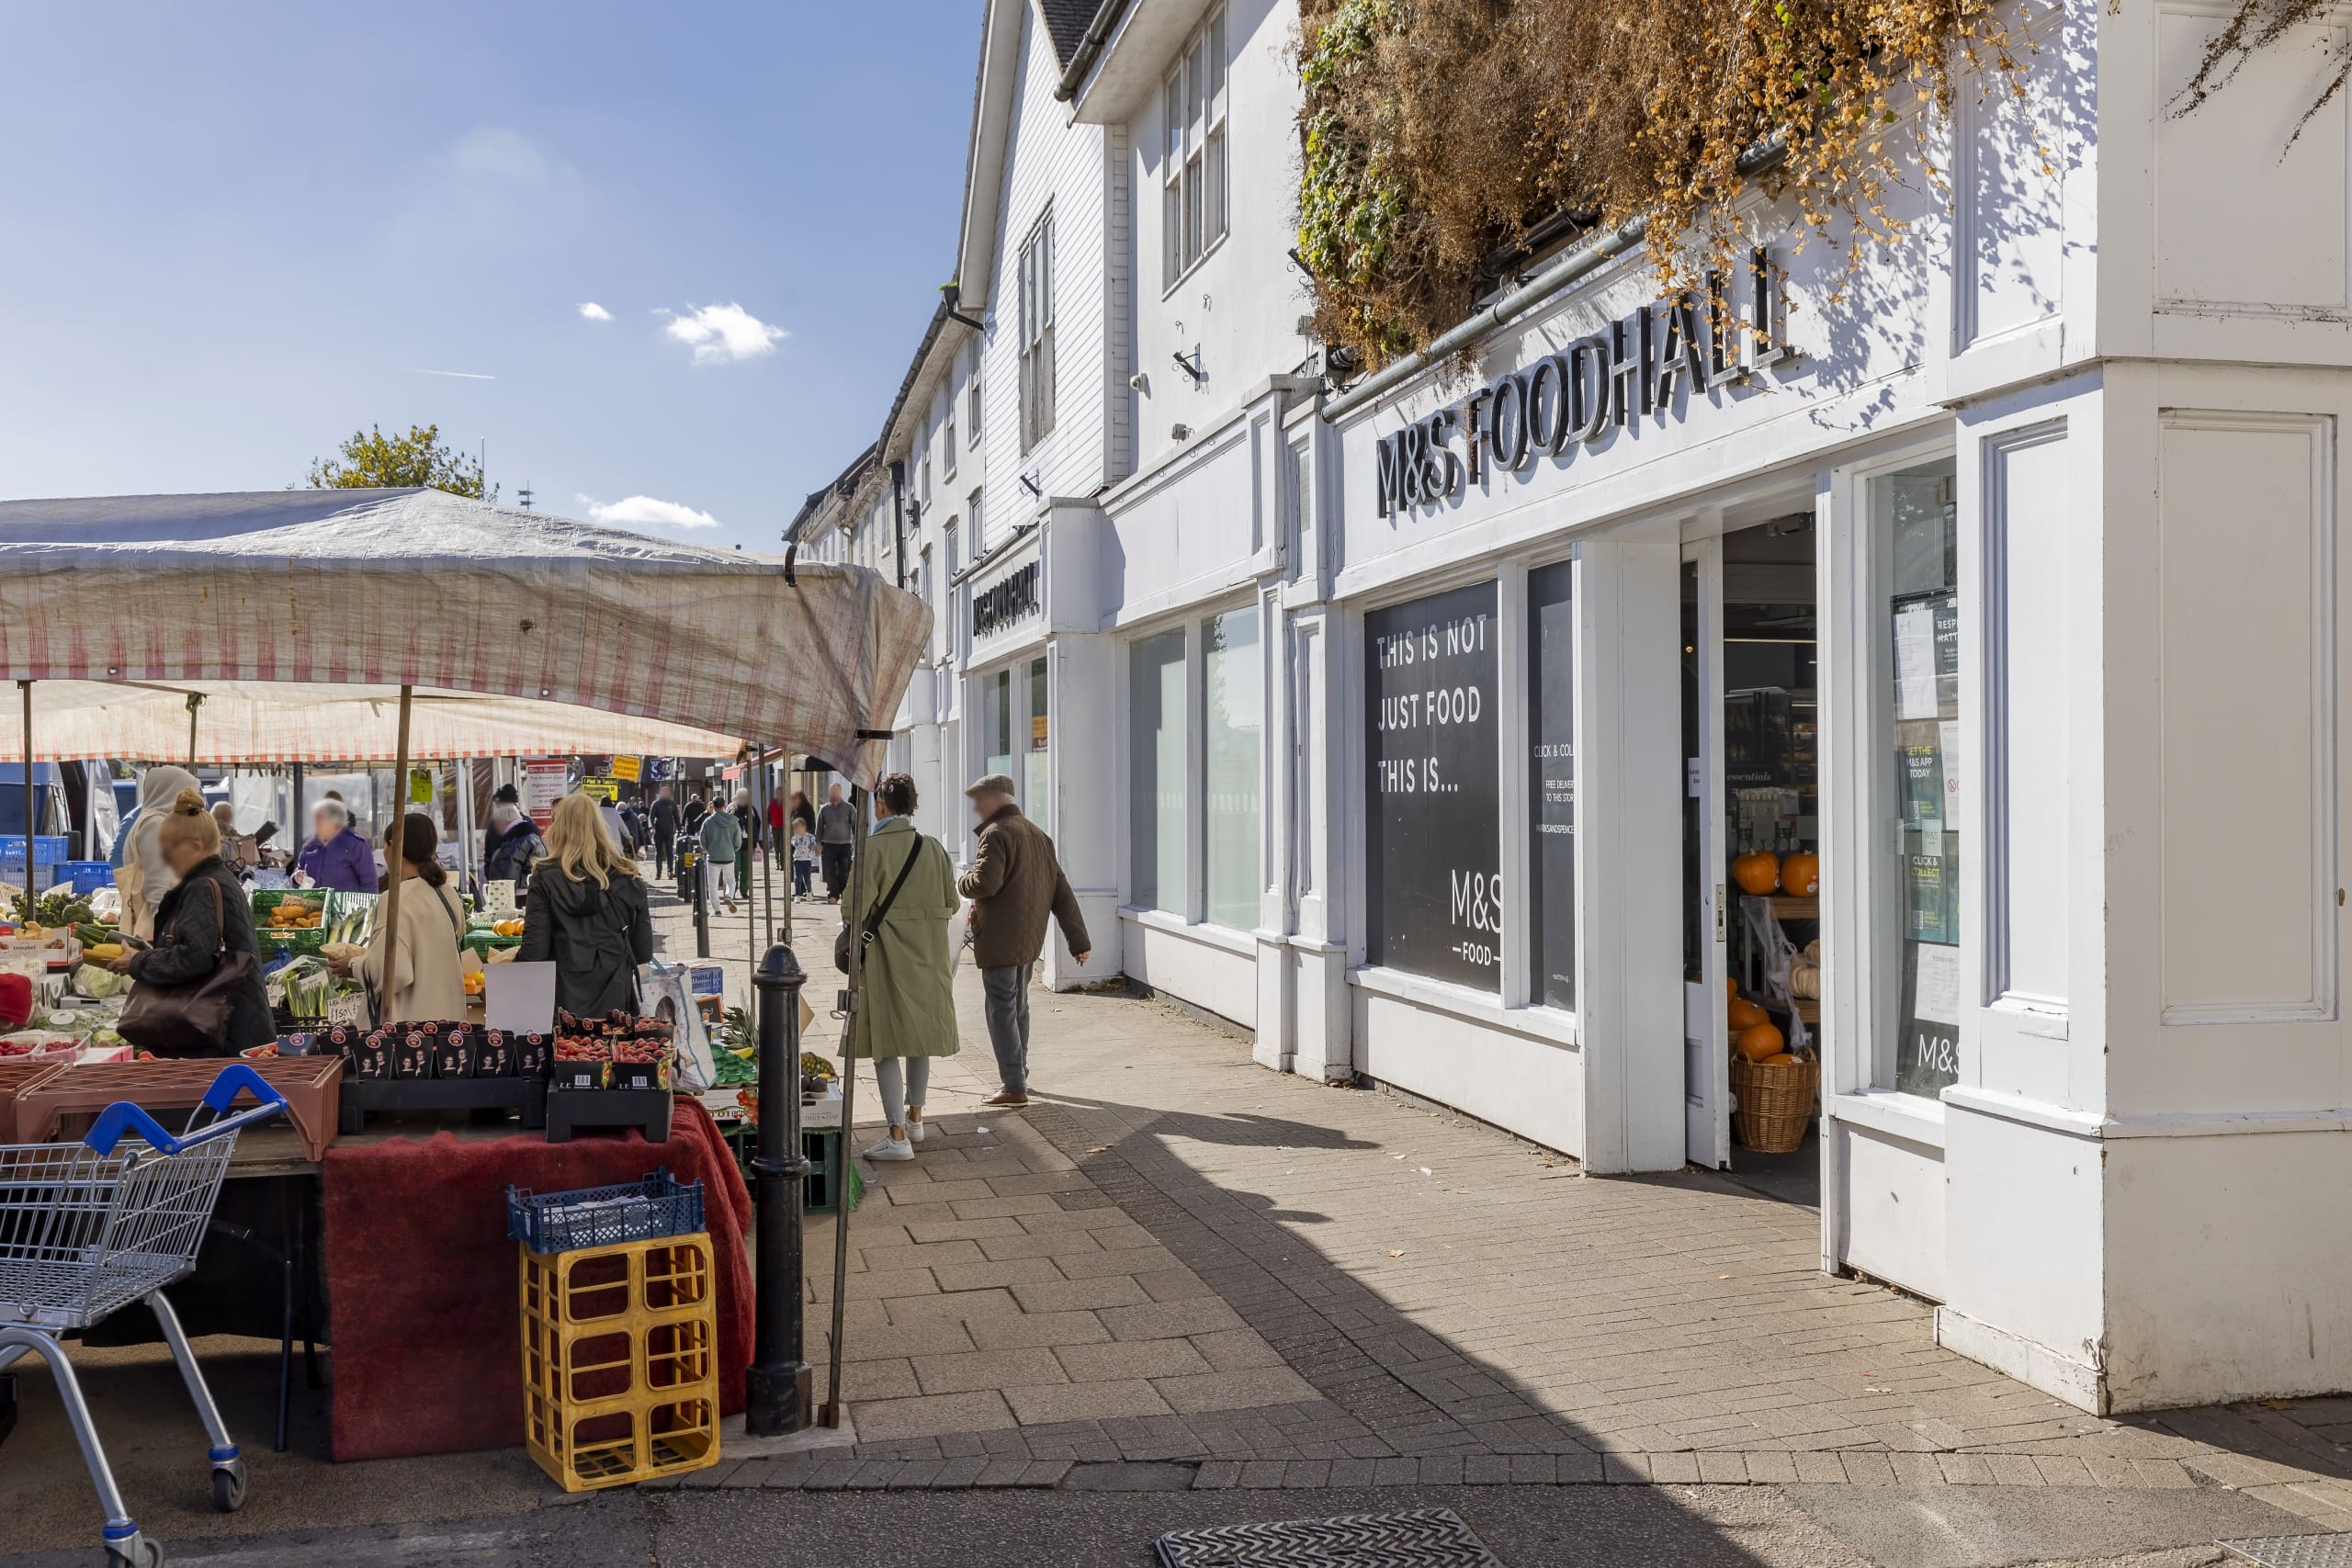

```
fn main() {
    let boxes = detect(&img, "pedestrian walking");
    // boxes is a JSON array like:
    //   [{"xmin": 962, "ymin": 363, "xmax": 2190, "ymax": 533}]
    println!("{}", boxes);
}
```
[
  {"xmin": 788, "ymin": 788, "xmax": 816, "ymax": 836},
  {"xmin": 848, "ymin": 773, "xmax": 959, "ymax": 1162},
  {"xmin": 481, "ymin": 782, "xmax": 521, "ymax": 875},
  {"xmin": 790, "ymin": 823, "xmax": 818, "ymax": 897},
  {"xmin": 518, "ymin": 793, "xmax": 656, "ymax": 1018},
  {"xmin": 483, "ymin": 802, "xmax": 545, "ymax": 891},
  {"xmin": 730, "ymin": 788, "xmax": 755, "ymax": 897},
  {"xmin": 956, "ymin": 773, "xmax": 1090, "ymax": 1109},
  {"xmin": 816, "ymin": 783, "xmax": 856, "ymax": 903},
  {"xmin": 649, "ymin": 784, "xmax": 679, "ymax": 879},
  {"xmin": 765, "ymin": 788, "xmax": 786, "ymax": 871},
  {"xmin": 698, "ymin": 790, "xmax": 744, "ymax": 912}
]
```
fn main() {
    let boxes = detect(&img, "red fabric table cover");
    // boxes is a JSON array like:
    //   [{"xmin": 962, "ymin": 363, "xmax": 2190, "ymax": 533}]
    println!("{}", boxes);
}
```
[{"xmin": 321, "ymin": 1097, "xmax": 752, "ymax": 1462}]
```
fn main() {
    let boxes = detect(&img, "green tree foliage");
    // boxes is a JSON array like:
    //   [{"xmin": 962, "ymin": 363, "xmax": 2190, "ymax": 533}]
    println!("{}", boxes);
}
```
[{"xmin": 306, "ymin": 423, "xmax": 497, "ymax": 501}]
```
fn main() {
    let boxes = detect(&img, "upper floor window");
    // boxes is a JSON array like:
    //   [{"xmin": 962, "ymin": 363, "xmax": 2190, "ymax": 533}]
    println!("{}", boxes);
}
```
[
  {"xmin": 944, "ymin": 388, "xmax": 958, "ymax": 479},
  {"xmin": 1163, "ymin": 8, "xmax": 1228, "ymax": 291},
  {"xmin": 1019, "ymin": 210, "xmax": 1056, "ymax": 452},
  {"xmin": 921, "ymin": 448, "xmax": 932, "ymax": 506},
  {"xmin": 969, "ymin": 486, "xmax": 984, "ymax": 554},
  {"xmin": 967, "ymin": 342, "xmax": 983, "ymax": 443}
]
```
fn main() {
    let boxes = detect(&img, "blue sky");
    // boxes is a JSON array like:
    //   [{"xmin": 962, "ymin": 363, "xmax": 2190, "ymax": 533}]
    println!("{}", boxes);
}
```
[{"xmin": 0, "ymin": 3, "xmax": 979, "ymax": 551}]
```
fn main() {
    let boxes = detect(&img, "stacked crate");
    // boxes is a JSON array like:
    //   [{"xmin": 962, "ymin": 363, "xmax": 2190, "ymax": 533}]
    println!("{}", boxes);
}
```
[{"xmin": 509, "ymin": 1173, "xmax": 718, "ymax": 1490}]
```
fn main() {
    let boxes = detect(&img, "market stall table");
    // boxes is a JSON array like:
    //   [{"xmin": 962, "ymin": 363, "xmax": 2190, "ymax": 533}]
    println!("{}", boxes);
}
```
[{"xmin": 209, "ymin": 1097, "xmax": 751, "ymax": 1463}]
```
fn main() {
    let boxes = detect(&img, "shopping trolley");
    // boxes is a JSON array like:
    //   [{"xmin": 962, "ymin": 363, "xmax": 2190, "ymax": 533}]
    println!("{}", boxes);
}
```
[{"xmin": 0, "ymin": 1063, "xmax": 288, "ymax": 1568}]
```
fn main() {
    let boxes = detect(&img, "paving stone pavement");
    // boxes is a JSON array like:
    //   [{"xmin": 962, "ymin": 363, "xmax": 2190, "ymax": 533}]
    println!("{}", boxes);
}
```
[{"xmin": 672, "ymin": 882, "xmax": 2352, "ymax": 1529}]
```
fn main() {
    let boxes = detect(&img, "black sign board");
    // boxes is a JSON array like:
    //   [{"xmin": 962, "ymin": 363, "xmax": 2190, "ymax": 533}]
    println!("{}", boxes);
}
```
[
  {"xmin": 1365, "ymin": 581, "xmax": 1500, "ymax": 990},
  {"xmin": 1528, "ymin": 562, "xmax": 1576, "ymax": 1010}
]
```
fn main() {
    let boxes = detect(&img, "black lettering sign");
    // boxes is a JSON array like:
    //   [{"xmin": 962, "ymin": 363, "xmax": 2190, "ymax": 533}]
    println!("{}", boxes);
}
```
[
  {"xmin": 972, "ymin": 559, "xmax": 1040, "ymax": 638},
  {"xmin": 1373, "ymin": 246, "xmax": 1794, "ymax": 517}
]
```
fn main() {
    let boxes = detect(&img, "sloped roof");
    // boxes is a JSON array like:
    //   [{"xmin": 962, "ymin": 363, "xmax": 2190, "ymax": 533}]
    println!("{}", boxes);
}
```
[{"xmin": 1035, "ymin": 0, "xmax": 1099, "ymax": 67}]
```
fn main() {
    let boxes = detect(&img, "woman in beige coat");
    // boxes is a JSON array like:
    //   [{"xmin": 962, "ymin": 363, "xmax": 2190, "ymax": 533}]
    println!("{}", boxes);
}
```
[{"xmin": 331, "ymin": 812, "xmax": 467, "ymax": 1025}]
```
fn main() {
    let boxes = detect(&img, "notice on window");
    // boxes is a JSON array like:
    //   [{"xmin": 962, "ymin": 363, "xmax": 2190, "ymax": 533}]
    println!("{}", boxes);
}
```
[
  {"xmin": 1894, "ymin": 602, "xmax": 1939, "ymax": 720},
  {"xmin": 1911, "ymin": 940, "xmax": 1961, "ymax": 1026},
  {"xmin": 1906, "ymin": 851, "xmax": 1954, "ymax": 944},
  {"xmin": 1938, "ymin": 718, "xmax": 1962, "ymax": 819},
  {"xmin": 1365, "ymin": 581, "xmax": 1501, "ymax": 991}
]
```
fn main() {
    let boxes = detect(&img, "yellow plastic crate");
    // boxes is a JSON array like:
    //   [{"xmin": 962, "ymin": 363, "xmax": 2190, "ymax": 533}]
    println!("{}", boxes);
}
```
[{"xmin": 519, "ymin": 1232, "xmax": 721, "ymax": 1491}]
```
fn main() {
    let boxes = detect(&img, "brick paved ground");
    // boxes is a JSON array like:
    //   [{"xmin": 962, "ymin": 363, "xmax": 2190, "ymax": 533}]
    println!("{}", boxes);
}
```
[{"xmin": 673, "ymin": 881, "xmax": 2352, "ymax": 1530}]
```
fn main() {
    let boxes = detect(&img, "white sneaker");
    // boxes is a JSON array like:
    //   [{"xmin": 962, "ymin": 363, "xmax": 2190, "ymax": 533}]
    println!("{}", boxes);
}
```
[
  {"xmin": 907, "ymin": 1118, "xmax": 926, "ymax": 1145},
  {"xmin": 861, "ymin": 1134, "xmax": 914, "ymax": 1162}
]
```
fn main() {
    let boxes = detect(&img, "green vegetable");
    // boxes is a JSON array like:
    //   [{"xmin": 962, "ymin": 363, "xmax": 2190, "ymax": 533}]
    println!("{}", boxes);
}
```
[{"xmin": 73, "ymin": 964, "xmax": 127, "ymax": 999}]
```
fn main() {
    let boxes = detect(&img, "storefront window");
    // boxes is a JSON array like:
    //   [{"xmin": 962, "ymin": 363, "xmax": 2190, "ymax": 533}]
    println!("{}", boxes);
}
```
[
  {"xmin": 1527, "ymin": 562, "xmax": 1575, "ymax": 1010},
  {"xmin": 1874, "ymin": 457, "xmax": 1962, "ymax": 1096},
  {"xmin": 1025, "ymin": 656, "xmax": 1050, "ymax": 815},
  {"xmin": 1203, "ymin": 605, "xmax": 1261, "ymax": 931},
  {"xmin": 1129, "ymin": 630, "xmax": 1188, "ymax": 913},
  {"xmin": 984, "ymin": 668, "xmax": 1014, "ymax": 791},
  {"xmin": 1365, "ymin": 581, "xmax": 1500, "ymax": 989}
]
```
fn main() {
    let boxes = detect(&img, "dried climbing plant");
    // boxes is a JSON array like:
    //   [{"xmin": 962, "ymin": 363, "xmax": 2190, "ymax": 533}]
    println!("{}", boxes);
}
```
[
  {"xmin": 1296, "ymin": 0, "xmax": 2035, "ymax": 367},
  {"xmin": 2173, "ymin": 0, "xmax": 2352, "ymax": 144}
]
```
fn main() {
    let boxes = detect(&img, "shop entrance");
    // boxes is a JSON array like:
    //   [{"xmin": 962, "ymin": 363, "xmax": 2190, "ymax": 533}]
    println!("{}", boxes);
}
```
[{"xmin": 1683, "ymin": 510, "xmax": 1820, "ymax": 1195}]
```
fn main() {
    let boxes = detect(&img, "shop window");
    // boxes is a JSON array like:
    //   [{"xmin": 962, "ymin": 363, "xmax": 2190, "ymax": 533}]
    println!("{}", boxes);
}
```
[
  {"xmin": 1128, "ymin": 629, "xmax": 1188, "ymax": 913},
  {"xmin": 1527, "ymin": 562, "xmax": 1575, "ymax": 1010},
  {"xmin": 1873, "ymin": 457, "xmax": 1962, "ymax": 1097},
  {"xmin": 1025, "ymin": 656, "xmax": 1050, "ymax": 813},
  {"xmin": 1162, "ymin": 7, "xmax": 1229, "ymax": 291},
  {"xmin": 1204, "ymin": 604, "xmax": 1261, "ymax": 931},
  {"xmin": 984, "ymin": 668, "xmax": 1014, "ymax": 793},
  {"xmin": 1364, "ymin": 581, "xmax": 1500, "ymax": 990},
  {"xmin": 1019, "ymin": 210, "xmax": 1056, "ymax": 452}
]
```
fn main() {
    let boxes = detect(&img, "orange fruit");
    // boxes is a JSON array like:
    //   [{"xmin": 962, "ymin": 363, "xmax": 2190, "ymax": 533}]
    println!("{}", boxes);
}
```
[
  {"xmin": 1760, "ymin": 1052, "xmax": 1798, "ymax": 1065},
  {"xmin": 1780, "ymin": 852, "xmax": 1821, "ymax": 897},
  {"xmin": 1728, "ymin": 998, "xmax": 1769, "ymax": 1032},
  {"xmin": 1736, "ymin": 1022, "xmax": 1785, "ymax": 1062},
  {"xmin": 1732, "ymin": 852, "xmax": 1781, "ymax": 896}
]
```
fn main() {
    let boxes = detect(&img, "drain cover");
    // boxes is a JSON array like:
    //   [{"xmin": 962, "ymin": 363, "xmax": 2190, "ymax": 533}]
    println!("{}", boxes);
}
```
[
  {"xmin": 1156, "ymin": 1508, "xmax": 1505, "ymax": 1567},
  {"xmin": 2222, "ymin": 1536, "xmax": 2352, "ymax": 1568}
]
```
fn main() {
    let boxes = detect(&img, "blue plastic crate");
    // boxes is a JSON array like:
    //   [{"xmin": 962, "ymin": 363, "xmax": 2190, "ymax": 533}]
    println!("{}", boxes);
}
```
[
  {"xmin": 52, "ymin": 861, "xmax": 113, "ymax": 892},
  {"xmin": 505, "ymin": 1168, "xmax": 705, "ymax": 1255}
]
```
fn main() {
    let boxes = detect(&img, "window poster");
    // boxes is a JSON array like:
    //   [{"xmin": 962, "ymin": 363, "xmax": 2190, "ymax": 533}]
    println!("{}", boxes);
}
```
[
  {"xmin": 1365, "ymin": 581, "xmax": 1501, "ymax": 990},
  {"xmin": 1528, "ymin": 562, "xmax": 1576, "ymax": 1011},
  {"xmin": 1897, "ymin": 941, "xmax": 1962, "ymax": 1094}
]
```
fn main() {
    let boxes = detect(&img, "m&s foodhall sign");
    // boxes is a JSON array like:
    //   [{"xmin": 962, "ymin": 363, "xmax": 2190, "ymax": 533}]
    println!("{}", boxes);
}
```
[{"xmin": 1375, "ymin": 247, "xmax": 1795, "ymax": 517}]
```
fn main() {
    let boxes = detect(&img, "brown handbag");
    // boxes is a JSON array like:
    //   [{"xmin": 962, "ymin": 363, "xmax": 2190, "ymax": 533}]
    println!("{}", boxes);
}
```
[{"xmin": 118, "ymin": 876, "xmax": 259, "ymax": 1057}]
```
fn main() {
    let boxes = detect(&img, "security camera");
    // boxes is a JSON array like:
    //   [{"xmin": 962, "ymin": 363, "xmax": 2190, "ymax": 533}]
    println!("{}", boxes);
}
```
[
  {"xmin": 1129, "ymin": 371, "xmax": 1150, "ymax": 394},
  {"xmin": 1171, "ymin": 423, "xmax": 1193, "ymax": 441}
]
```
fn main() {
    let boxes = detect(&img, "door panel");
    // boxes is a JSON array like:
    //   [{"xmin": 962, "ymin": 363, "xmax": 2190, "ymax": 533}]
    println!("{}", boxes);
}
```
[{"xmin": 1683, "ymin": 546, "xmax": 1732, "ymax": 1168}]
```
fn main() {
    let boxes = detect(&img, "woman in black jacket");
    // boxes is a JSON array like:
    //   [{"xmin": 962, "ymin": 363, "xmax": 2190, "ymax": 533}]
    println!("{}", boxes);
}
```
[
  {"xmin": 105, "ymin": 787, "xmax": 274, "ymax": 1055},
  {"xmin": 518, "ymin": 792, "xmax": 655, "ymax": 1018}
]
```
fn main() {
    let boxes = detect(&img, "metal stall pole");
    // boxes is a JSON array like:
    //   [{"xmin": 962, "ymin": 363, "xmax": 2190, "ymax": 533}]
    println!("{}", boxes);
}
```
[
  {"xmin": 17, "ymin": 682, "xmax": 33, "ymax": 894},
  {"xmin": 745, "ymin": 750, "xmax": 759, "ymax": 971},
  {"xmin": 378, "ymin": 687, "xmax": 414, "ymax": 1010},
  {"xmin": 821, "ymin": 780, "xmax": 870, "ymax": 1428},
  {"xmin": 289, "ymin": 761, "xmax": 306, "ymax": 870},
  {"xmin": 758, "ymin": 750, "xmax": 776, "ymax": 948},
  {"xmin": 745, "ymin": 939, "xmax": 812, "ymax": 1434},
  {"xmin": 694, "ymin": 832, "xmax": 711, "ymax": 958},
  {"xmin": 184, "ymin": 692, "xmax": 203, "ymax": 770}
]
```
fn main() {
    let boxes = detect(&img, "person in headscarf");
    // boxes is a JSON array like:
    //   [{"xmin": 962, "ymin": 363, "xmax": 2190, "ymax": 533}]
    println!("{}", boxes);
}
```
[{"xmin": 113, "ymin": 764, "xmax": 199, "ymax": 942}]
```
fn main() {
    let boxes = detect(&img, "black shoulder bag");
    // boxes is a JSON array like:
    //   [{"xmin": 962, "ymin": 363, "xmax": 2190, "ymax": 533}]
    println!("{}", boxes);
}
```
[
  {"xmin": 118, "ymin": 878, "xmax": 258, "ymax": 1056},
  {"xmin": 835, "ymin": 836, "xmax": 922, "ymax": 972}
]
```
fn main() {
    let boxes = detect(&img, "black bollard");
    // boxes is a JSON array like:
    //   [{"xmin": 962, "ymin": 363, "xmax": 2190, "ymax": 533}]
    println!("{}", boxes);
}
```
[
  {"xmin": 745, "ymin": 940, "xmax": 813, "ymax": 1435},
  {"xmin": 691, "ymin": 844, "xmax": 710, "ymax": 959}
]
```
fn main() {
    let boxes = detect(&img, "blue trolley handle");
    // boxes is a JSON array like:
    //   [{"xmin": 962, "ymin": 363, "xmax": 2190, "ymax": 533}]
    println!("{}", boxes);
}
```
[{"xmin": 83, "ymin": 1064, "xmax": 290, "ymax": 1156}]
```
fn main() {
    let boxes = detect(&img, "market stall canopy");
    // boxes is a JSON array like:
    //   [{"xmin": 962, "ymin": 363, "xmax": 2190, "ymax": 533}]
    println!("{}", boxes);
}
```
[
  {"xmin": 0, "ymin": 489, "xmax": 928, "ymax": 781},
  {"xmin": 0, "ymin": 681, "xmax": 749, "ymax": 764}
]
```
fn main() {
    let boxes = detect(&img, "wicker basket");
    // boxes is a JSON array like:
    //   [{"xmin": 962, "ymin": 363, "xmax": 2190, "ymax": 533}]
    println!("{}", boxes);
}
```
[{"xmin": 1730, "ymin": 1054, "xmax": 1819, "ymax": 1154}]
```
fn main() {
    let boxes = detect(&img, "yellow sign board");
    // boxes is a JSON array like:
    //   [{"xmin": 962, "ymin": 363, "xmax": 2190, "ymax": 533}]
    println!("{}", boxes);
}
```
[
  {"xmin": 581, "ymin": 776, "xmax": 620, "ymax": 802},
  {"xmin": 611, "ymin": 755, "xmax": 642, "ymax": 783}
]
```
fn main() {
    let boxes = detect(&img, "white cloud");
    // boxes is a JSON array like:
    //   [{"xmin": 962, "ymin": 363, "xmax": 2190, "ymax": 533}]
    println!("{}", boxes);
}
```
[
  {"xmin": 577, "ymin": 301, "xmax": 613, "ymax": 321},
  {"xmin": 577, "ymin": 492, "xmax": 720, "ymax": 530},
  {"xmin": 658, "ymin": 301, "xmax": 787, "ymax": 365}
]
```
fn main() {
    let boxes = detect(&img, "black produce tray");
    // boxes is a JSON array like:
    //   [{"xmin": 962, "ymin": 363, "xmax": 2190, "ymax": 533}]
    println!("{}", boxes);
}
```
[
  {"xmin": 544, "ymin": 1087, "xmax": 673, "ymax": 1145},
  {"xmin": 337, "ymin": 1074, "xmax": 548, "ymax": 1134}
]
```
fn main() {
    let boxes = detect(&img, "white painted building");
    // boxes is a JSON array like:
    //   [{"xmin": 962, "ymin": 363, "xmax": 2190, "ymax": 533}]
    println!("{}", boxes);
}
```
[{"xmin": 795, "ymin": 0, "xmax": 2352, "ymax": 1416}]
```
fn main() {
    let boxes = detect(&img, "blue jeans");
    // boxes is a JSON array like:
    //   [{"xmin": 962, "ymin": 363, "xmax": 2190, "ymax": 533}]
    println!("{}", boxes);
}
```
[{"xmin": 982, "ymin": 964, "xmax": 1032, "ymax": 1095}]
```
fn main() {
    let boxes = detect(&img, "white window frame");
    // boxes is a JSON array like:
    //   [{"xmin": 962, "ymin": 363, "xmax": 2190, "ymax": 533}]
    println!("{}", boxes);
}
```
[
  {"xmin": 967, "ymin": 342, "xmax": 983, "ymax": 445},
  {"xmin": 944, "ymin": 387, "xmax": 957, "ymax": 479},
  {"xmin": 1162, "ymin": 6, "xmax": 1229, "ymax": 293},
  {"xmin": 969, "ymin": 486, "xmax": 985, "ymax": 555},
  {"xmin": 1019, "ymin": 210, "xmax": 1056, "ymax": 452}
]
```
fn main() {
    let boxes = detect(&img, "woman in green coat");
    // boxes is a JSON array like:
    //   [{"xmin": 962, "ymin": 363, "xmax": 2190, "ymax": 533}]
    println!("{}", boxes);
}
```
[{"xmin": 854, "ymin": 772, "xmax": 961, "ymax": 1161}]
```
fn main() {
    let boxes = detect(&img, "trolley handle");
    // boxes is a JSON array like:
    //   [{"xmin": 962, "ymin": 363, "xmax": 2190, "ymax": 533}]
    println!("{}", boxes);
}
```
[{"xmin": 83, "ymin": 1065, "xmax": 290, "ymax": 1157}]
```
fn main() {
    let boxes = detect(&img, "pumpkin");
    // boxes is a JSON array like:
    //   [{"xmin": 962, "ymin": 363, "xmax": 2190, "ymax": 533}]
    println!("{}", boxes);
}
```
[
  {"xmin": 1736, "ymin": 1021, "xmax": 1785, "ymax": 1062},
  {"xmin": 1732, "ymin": 851, "xmax": 1781, "ymax": 896},
  {"xmin": 1759, "ymin": 1052, "xmax": 1799, "ymax": 1065},
  {"xmin": 1780, "ymin": 852, "xmax": 1821, "ymax": 897},
  {"xmin": 1728, "ymin": 998, "xmax": 1769, "ymax": 1032}
]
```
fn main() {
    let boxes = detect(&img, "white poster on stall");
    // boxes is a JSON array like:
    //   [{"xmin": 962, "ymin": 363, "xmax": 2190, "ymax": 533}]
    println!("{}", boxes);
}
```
[{"xmin": 486, "ymin": 960, "xmax": 558, "ymax": 1034}]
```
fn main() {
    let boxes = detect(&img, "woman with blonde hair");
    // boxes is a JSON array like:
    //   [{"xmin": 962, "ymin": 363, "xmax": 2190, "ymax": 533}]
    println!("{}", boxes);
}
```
[
  {"xmin": 518, "ymin": 791, "xmax": 654, "ymax": 1018},
  {"xmin": 107, "ymin": 787, "xmax": 273, "ymax": 1055}
]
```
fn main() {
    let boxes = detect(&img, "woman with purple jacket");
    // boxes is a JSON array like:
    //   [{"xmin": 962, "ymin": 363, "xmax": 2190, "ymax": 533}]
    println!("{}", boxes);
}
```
[{"xmin": 294, "ymin": 798, "xmax": 379, "ymax": 892}]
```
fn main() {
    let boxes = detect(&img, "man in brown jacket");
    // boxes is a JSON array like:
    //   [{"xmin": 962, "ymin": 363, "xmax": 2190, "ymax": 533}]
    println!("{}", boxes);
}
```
[{"xmin": 956, "ymin": 774, "xmax": 1090, "ymax": 1108}]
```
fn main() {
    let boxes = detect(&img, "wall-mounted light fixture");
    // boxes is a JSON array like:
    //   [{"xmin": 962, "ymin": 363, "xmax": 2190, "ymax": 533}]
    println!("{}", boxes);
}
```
[{"xmin": 1171, "ymin": 348, "xmax": 1205, "ymax": 386}]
